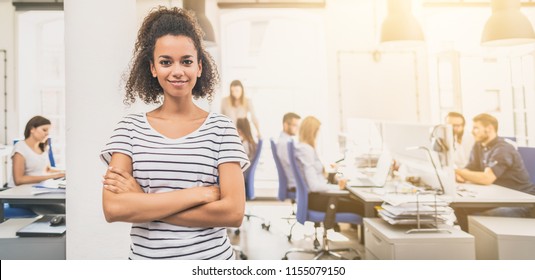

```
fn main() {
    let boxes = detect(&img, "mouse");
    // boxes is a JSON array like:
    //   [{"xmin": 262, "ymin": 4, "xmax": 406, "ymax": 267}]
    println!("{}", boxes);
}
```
[{"xmin": 49, "ymin": 215, "xmax": 65, "ymax": 226}]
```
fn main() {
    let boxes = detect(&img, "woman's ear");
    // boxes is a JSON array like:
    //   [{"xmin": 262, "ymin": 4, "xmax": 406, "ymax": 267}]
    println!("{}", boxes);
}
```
[
  {"xmin": 150, "ymin": 61, "xmax": 157, "ymax": 78},
  {"xmin": 197, "ymin": 59, "xmax": 202, "ymax": 78}
]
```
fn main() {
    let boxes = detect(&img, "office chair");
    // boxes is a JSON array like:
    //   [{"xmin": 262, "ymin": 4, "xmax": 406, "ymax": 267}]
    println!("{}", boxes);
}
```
[
  {"xmin": 282, "ymin": 140, "xmax": 361, "ymax": 260},
  {"xmin": 518, "ymin": 147, "xmax": 535, "ymax": 184},
  {"xmin": 233, "ymin": 139, "xmax": 266, "ymax": 260},
  {"xmin": 270, "ymin": 138, "xmax": 297, "ymax": 241}
]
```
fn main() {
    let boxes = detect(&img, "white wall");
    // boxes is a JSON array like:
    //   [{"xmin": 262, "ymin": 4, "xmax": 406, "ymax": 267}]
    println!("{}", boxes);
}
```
[
  {"xmin": 0, "ymin": 0, "xmax": 16, "ymax": 145},
  {"xmin": 64, "ymin": 0, "xmax": 137, "ymax": 259}
]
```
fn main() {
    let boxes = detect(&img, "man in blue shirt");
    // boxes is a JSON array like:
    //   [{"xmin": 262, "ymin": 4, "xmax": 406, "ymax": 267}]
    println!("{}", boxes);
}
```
[{"xmin": 454, "ymin": 113, "xmax": 535, "ymax": 231}]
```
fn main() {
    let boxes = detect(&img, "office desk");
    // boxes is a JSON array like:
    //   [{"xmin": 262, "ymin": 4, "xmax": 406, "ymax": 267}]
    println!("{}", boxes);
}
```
[
  {"xmin": 347, "ymin": 183, "xmax": 535, "ymax": 218},
  {"xmin": 0, "ymin": 217, "xmax": 66, "ymax": 260},
  {"xmin": 0, "ymin": 185, "xmax": 66, "ymax": 221}
]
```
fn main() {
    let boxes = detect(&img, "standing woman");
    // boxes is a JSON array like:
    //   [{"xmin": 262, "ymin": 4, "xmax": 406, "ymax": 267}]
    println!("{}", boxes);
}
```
[
  {"xmin": 8, "ymin": 116, "xmax": 65, "ymax": 214},
  {"xmin": 100, "ymin": 7, "xmax": 249, "ymax": 260},
  {"xmin": 220, "ymin": 80, "xmax": 261, "ymax": 137}
]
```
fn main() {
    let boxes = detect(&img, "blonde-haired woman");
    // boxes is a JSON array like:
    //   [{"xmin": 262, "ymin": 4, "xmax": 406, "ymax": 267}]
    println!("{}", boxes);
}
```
[
  {"xmin": 296, "ymin": 116, "xmax": 361, "ymax": 215},
  {"xmin": 220, "ymin": 80, "xmax": 260, "ymax": 137}
]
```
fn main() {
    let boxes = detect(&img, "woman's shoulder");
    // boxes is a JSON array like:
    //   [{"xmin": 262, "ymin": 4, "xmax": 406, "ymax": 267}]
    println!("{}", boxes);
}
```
[
  {"xmin": 114, "ymin": 113, "xmax": 146, "ymax": 126},
  {"xmin": 208, "ymin": 112, "xmax": 234, "ymax": 126},
  {"xmin": 296, "ymin": 142, "xmax": 314, "ymax": 155}
]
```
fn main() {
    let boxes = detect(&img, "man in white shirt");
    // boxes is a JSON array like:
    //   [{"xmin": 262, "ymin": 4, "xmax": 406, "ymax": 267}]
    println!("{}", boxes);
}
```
[
  {"xmin": 277, "ymin": 113, "xmax": 301, "ymax": 190},
  {"xmin": 446, "ymin": 112, "xmax": 473, "ymax": 168}
]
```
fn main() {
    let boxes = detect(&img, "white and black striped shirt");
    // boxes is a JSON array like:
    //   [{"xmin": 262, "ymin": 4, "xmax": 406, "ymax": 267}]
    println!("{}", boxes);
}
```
[{"xmin": 100, "ymin": 112, "xmax": 249, "ymax": 260}]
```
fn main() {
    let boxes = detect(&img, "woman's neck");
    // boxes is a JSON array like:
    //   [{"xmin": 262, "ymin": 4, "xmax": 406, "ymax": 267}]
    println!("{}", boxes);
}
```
[
  {"xmin": 24, "ymin": 137, "xmax": 40, "ymax": 151},
  {"xmin": 153, "ymin": 95, "xmax": 203, "ymax": 120}
]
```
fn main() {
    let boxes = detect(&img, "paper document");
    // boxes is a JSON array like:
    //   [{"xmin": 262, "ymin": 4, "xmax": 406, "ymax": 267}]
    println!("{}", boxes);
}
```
[{"xmin": 32, "ymin": 179, "xmax": 66, "ymax": 195}]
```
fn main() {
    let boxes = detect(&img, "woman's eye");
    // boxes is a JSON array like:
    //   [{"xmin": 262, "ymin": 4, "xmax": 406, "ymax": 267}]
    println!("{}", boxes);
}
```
[
  {"xmin": 159, "ymin": 60, "xmax": 171, "ymax": 66},
  {"xmin": 183, "ymin": 60, "xmax": 193, "ymax": 65}
]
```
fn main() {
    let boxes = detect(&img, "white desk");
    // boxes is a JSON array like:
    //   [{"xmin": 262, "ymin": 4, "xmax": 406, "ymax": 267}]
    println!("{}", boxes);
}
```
[
  {"xmin": 364, "ymin": 218, "xmax": 475, "ymax": 260},
  {"xmin": 0, "ymin": 185, "xmax": 66, "ymax": 221},
  {"xmin": 0, "ymin": 217, "xmax": 66, "ymax": 260},
  {"xmin": 468, "ymin": 216, "xmax": 535, "ymax": 260},
  {"xmin": 347, "ymin": 183, "xmax": 535, "ymax": 218}
]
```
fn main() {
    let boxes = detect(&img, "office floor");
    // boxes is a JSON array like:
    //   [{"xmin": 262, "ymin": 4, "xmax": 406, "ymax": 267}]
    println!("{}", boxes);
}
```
[{"xmin": 229, "ymin": 199, "xmax": 364, "ymax": 260}]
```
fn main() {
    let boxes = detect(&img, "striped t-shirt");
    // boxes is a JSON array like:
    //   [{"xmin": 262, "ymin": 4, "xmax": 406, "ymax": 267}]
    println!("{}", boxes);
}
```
[{"xmin": 100, "ymin": 112, "xmax": 249, "ymax": 260}]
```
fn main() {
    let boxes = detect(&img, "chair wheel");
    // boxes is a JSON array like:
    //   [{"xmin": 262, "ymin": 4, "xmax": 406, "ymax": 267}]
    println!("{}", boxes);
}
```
[
  {"xmin": 246, "ymin": 216, "xmax": 250, "ymax": 221},
  {"xmin": 287, "ymin": 235, "xmax": 292, "ymax": 242},
  {"xmin": 234, "ymin": 229, "xmax": 240, "ymax": 235},
  {"xmin": 282, "ymin": 256, "xmax": 288, "ymax": 260},
  {"xmin": 240, "ymin": 252, "xmax": 248, "ymax": 260},
  {"xmin": 313, "ymin": 239, "xmax": 320, "ymax": 249},
  {"xmin": 262, "ymin": 223, "xmax": 270, "ymax": 231}
]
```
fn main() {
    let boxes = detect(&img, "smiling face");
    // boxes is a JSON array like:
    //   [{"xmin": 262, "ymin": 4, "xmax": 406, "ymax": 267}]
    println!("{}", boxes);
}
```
[{"xmin": 150, "ymin": 35, "xmax": 202, "ymax": 99}]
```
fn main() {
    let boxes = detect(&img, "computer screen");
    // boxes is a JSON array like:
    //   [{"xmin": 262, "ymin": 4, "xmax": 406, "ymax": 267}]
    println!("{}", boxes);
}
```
[{"xmin": 380, "ymin": 121, "xmax": 456, "ymax": 195}]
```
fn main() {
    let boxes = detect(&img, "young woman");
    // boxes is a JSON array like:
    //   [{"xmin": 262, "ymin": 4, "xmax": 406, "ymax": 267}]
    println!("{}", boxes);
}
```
[
  {"xmin": 8, "ymin": 115, "xmax": 65, "ymax": 214},
  {"xmin": 100, "ymin": 7, "xmax": 249, "ymax": 260},
  {"xmin": 236, "ymin": 118, "xmax": 257, "ymax": 161},
  {"xmin": 296, "ymin": 116, "xmax": 361, "ymax": 215},
  {"xmin": 220, "ymin": 80, "xmax": 261, "ymax": 137},
  {"xmin": 9, "ymin": 116, "xmax": 65, "ymax": 187}
]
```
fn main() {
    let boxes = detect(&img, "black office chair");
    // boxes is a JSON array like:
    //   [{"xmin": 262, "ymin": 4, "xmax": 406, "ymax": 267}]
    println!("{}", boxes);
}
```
[
  {"xmin": 282, "ymin": 140, "xmax": 361, "ymax": 260},
  {"xmin": 270, "ymin": 138, "xmax": 297, "ymax": 241}
]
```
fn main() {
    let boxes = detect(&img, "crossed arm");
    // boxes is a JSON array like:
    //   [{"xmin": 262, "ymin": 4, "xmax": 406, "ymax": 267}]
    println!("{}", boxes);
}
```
[
  {"xmin": 102, "ymin": 153, "xmax": 245, "ymax": 227},
  {"xmin": 455, "ymin": 167, "xmax": 497, "ymax": 185}
]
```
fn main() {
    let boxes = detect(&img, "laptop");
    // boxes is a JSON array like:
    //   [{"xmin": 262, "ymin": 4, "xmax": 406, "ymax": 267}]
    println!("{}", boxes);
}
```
[
  {"xmin": 16, "ymin": 215, "xmax": 66, "ymax": 237},
  {"xmin": 347, "ymin": 152, "xmax": 392, "ymax": 187}
]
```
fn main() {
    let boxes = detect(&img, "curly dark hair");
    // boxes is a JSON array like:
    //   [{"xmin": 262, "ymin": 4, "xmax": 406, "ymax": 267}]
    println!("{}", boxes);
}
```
[{"xmin": 124, "ymin": 6, "xmax": 219, "ymax": 105}]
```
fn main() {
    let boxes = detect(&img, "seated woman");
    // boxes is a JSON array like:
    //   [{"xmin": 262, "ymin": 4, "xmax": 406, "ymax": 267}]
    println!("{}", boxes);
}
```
[
  {"xmin": 236, "ymin": 118, "xmax": 257, "ymax": 162},
  {"xmin": 296, "ymin": 116, "xmax": 362, "ymax": 215},
  {"xmin": 8, "ymin": 116, "xmax": 65, "ymax": 214}
]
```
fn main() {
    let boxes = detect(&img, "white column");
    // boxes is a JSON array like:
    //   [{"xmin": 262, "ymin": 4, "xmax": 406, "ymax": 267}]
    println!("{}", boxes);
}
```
[{"xmin": 64, "ymin": 0, "xmax": 136, "ymax": 259}]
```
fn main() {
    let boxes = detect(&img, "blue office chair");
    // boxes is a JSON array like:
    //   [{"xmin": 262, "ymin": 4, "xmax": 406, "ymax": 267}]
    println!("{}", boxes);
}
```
[
  {"xmin": 270, "ymin": 138, "xmax": 297, "ymax": 241},
  {"xmin": 3, "ymin": 203, "xmax": 37, "ymax": 220},
  {"xmin": 244, "ymin": 139, "xmax": 263, "ymax": 200},
  {"xmin": 283, "ymin": 140, "xmax": 361, "ymax": 260},
  {"xmin": 237, "ymin": 139, "xmax": 269, "ymax": 232},
  {"xmin": 518, "ymin": 146, "xmax": 535, "ymax": 184},
  {"xmin": 234, "ymin": 139, "xmax": 265, "ymax": 260}
]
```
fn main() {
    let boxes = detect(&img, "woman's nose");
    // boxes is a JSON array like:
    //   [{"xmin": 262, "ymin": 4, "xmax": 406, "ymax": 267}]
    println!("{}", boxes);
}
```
[{"xmin": 171, "ymin": 64, "xmax": 185, "ymax": 76}]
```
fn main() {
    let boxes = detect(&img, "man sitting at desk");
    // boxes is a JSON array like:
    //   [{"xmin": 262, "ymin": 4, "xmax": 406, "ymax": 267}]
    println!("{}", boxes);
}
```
[
  {"xmin": 277, "ymin": 112, "xmax": 301, "ymax": 190},
  {"xmin": 454, "ymin": 113, "xmax": 535, "ymax": 230}
]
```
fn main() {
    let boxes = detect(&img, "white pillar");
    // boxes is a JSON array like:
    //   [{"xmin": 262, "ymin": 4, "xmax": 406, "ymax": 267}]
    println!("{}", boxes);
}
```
[{"xmin": 64, "ymin": 0, "xmax": 136, "ymax": 259}]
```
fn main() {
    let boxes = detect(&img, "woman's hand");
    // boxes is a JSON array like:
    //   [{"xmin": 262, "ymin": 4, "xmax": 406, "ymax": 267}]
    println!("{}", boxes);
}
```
[
  {"xmin": 50, "ymin": 172, "xmax": 65, "ymax": 180},
  {"xmin": 103, "ymin": 166, "xmax": 144, "ymax": 194}
]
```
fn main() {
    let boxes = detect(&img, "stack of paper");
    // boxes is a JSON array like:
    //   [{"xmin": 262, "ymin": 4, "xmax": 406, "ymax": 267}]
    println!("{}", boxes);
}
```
[
  {"xmin": 377, "ymin": 194, "xmax": 452, "ymax": 226},
  {"xmin": 31, "ymin": 179, "xmax": 66, "ymax": 195}
]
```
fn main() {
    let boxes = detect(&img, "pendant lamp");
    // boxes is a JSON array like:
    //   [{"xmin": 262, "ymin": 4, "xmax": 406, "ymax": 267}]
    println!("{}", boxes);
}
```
[
  {"xmin": 380, "ymin": 0, "xmax": 425, "ymax": 48},
  {"xmin": 183, "ymin": 0, "xmax": 216, "ymax": 45},
  {"xmin": 481, "ymin": 0, "xmax": 535, "ymax": 47}
]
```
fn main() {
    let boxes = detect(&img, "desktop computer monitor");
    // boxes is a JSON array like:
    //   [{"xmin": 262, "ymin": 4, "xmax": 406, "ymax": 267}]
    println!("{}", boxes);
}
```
[{"xmin": 380, "ymin": 122, "xmax": 456, "ymax": 196}]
